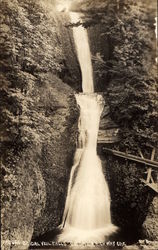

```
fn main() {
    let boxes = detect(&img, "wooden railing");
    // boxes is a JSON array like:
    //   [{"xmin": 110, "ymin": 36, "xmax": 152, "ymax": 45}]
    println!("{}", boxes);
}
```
[
  {"xmin": 103, "ymin": 147, "xmax": 158, "ymax": 193},
  {"xmin": 103, "ymin": 147, "xmax": 158, "ymax": 169}
]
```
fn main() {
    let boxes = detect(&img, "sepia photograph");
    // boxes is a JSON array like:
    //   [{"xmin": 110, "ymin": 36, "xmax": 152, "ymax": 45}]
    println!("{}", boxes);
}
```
[{"xmin": 0, "ymin": 0, "xmax": 158, "ymax": 250}]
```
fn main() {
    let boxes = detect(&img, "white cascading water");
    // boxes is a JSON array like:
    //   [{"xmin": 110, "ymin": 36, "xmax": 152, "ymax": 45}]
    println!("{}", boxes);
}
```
[
  {"xmin": 58, "ymin": 12, "xmax": 117, "ymax": 244},
  {"xmin": 70, "ymin": 12, "xmax": 94, "ymax": 93}
]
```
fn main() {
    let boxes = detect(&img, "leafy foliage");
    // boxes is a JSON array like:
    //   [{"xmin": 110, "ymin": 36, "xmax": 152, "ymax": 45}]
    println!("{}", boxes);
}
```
[
  {"xmin": 75, "ymin": 2, "xmax": 158, "ymax": 234},
  {"xmin": 1, "ymin": 0, "xmax": 79, "ymax": 244},
  {"xmin": 77, "ymin": 0, "xmax": 158, "ymax": 152},
  {"xmin": 106, "ymin": 2, "xmax": 157, "ymax": 151}
]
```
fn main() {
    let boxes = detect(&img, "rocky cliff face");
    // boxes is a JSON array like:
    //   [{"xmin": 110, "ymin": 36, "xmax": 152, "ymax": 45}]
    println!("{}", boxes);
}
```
[
  {"xmin": 88, "ymin": 25, "xmax": 111, "ymax": 92},
  {"xmin": 101, "ymin": 155, "xmax": 156, "ymax": 241},
  {"xmin": 88, "ymin": 1, "xmax": 158, "ymax": 242},
  {"xmin": 1, "ymin": 0, "xmax": 157, "ymax": 248},
  {"xmin": 0, "ymin": 1, "xmax": 79, "ymax": 249},
  {"xmin": 142, "ymin": 195, "xmax": 158, "ymax": 241}
]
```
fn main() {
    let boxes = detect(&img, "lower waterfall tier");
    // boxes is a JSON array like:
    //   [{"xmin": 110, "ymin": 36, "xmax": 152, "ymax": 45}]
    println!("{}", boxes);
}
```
[{"xmin": 58, "ymin": 94, "xmax": 117, "ymax": 243}]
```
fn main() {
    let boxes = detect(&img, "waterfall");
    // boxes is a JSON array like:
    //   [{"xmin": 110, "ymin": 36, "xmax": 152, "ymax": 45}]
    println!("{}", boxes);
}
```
[
  {"xmin": 70, "ymin": 12, "xmax": 94, "ymax": 93},
  {"xmin": 58, "ymin": 12, "xmax": 117, "ymax": 244}
]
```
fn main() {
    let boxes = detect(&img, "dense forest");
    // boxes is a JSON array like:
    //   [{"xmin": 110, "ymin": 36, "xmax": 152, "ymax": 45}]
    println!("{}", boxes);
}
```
[
  {"xmin": 1, "ymin": 0, "xmax": 157, "ymax": 250},
  {"xmin": 70, "ymin": 0, "xmax": 157, "ymax": 152}
]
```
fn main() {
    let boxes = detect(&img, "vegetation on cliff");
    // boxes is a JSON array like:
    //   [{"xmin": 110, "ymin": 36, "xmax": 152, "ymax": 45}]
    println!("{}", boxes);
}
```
[
  {"xmin": 71, "ymin": 0, "xmax": 158, "ymax": 241},
  {"xmin": 72, "ymin": 0, "xmax": 158, "ymax": 152},
  {"xmin": 1, "ymin": 1, "xmax": 79, "ymax": 249},
  {"xmin": 1, "ymin": 0, "xmax": 157, "ymax": 248}
]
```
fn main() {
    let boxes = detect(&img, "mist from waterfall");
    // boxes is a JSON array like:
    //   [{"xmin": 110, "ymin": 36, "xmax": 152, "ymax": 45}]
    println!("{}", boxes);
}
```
[{"xmin": 58, "ymin": 12, "xmax": 117, "ymax": 244}]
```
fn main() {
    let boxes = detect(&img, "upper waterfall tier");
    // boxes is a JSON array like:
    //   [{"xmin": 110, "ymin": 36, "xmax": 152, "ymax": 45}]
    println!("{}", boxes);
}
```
[{"xmin": 70, "ymin": 12, "xmax": 94, "ymax": 93}]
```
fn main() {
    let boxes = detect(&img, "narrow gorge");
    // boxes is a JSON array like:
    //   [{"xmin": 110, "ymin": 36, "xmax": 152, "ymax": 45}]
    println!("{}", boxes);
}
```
[
  {"xmin": 58, "ymin": 12, "xmax": 117, "ymax": 243},
  {"xmin": 1, "ymin": 1, "xmax": 158, "ymax": 250}
]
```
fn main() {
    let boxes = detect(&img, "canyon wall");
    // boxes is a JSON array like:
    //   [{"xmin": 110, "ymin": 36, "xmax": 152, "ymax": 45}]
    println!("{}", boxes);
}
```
[
  {"xmin": 1, "ymin": 0, "xmax": 157, "ymax": 249},
  {"xmin": 88, "ymin": 0, "xmax": 158, "ymax": 241},
  {"xmin": 0, "ymin": 1, "xmax": 80, "ymax": 249}
]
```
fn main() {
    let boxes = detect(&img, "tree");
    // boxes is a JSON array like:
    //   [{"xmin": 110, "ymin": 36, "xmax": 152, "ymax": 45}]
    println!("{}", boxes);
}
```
[{"xmin": 71, "ymin": 0, "xmax": 158, "ymax": 152}]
